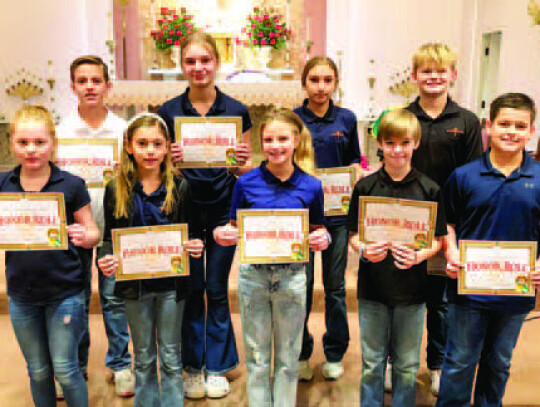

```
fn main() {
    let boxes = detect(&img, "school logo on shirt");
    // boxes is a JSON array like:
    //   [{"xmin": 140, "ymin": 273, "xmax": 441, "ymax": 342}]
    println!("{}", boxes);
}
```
[
  {"xmin": 446, "ymin": 127, "xmax": 464, "ymax": 137},
  {"xmin": 331, "ymin": 131, "xmax": 344, "ymax": 139}
]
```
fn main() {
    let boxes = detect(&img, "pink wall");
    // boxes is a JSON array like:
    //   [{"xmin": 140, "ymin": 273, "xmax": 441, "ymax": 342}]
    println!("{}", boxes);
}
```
[
  {"xmin": 114, "ymin": 0, "xmax": 141, "ymax": 80},
  {"xmin": 304, "ymin": 0, "xmax": 326, "ymax": 57}
]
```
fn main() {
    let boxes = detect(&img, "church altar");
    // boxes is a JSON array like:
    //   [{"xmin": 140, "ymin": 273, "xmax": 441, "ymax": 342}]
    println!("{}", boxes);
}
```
[{"xmin": 105, "ymin": 80, "xmax": 305, "ymax": 109}]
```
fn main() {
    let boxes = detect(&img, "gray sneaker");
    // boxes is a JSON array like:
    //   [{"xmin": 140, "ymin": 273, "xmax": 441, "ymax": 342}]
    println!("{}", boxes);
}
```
[
  {"xmin": 298, "ymin": 360, "xmax": 314, "ymax": 381},
  {"xmin": 322, "ymin": 361, "xmax": 344, "ymax": 380},
  {"xmin": 113, "ymin": 369, "xmax": 135, "ymax": 397}
]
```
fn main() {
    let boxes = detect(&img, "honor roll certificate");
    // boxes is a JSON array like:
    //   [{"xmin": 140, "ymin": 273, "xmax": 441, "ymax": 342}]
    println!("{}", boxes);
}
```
[
  {"xmin": 56, "ymin": 139, "xmax": 119, "ymax": 187},
  {"xmin": 112, "ymin": 225, "xmax": 189, "ymax": 281},
  {"xmin": 0, "ymin": 193, "xmax": 68, "ymax": 250},
  {"xmin": 237, "ymin": 209, "xmax": 309, "ymax": 264},
  {"xmin": 315, "ymin": 167, "xmax": 355, "ymax": 216},
  {"xmin": 175, "ymin": 117, "xmax": 242, "ymax": 168},
  {"xmin": 358, "ymin": 197, "xmax": 437, "ymax": 249},
  {"xmin": 459, "ymin": 241, "xmax": 536, "ymax": 296}
]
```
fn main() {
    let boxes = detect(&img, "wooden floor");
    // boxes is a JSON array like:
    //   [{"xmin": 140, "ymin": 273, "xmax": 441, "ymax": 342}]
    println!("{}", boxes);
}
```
[
  {"xmin": 1, "ymin": 312, "xmax": 540, "ymax": 406},
  {"xmin": 2, "ymin": 249, "xmax": 540, "ymax": 405}
]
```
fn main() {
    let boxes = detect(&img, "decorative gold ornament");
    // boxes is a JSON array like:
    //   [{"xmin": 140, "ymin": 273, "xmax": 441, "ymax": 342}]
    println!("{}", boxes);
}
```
[
  {"xmin": 389, "ymin": 68, "xmax": 418, "ymax": 102},
  {"xmin": 5, "ymin": 69, "xmax": 44, "ymax": 102},
  {"xmin": 528, "ymin": 0, "xmax": 540, "ymax": 25}
]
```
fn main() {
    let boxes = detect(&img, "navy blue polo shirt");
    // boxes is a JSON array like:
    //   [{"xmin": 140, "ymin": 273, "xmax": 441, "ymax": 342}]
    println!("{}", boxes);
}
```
[
  {"xmin": 0, "ymin": 163, "xmax": 91, "ymax": 303},
  {"xmin": 132, "ymin": 181, "xmax": 175, "ymax": 293},
  {"xmin": 443, "ymin": 150, "xmax": 540, "ymax": 313},
  {"xmin": 230, "ymin": 161, "xmax": 324, "ymax": 227},
  {"xmin": 294, "ymin": 99, "xmax": 360, "ymax": 227},
  {"xmin": 158, "ymin": 87, "xmax": 252, "ymax": 207}
]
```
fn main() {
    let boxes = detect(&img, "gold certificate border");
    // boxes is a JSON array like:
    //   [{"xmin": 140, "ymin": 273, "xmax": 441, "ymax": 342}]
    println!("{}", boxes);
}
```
[
  {"xmin": 56, "ymin": 138, "xmax": 119, "ymax": 188},
  {"xmin": 0, "ymin": 192, "xmax": 68, "ymax": 250},
  {"xmin": 113, "ymin": 224, "xmax": 189, "ymax": 281},
  {"xmin": 358, "ymin": 196, "xmax": 437, "ymax": 248},
  {"xmin": 459, "ymin": 240, "xmax": 536, "ymax": 296},
  {"xmin": 175, "ymin": 116, "xmax": 242, "ymax": 168},
  {"xmin": 315, "ymin": 167, "xmax": 355, "ymax": 216},
  {"xmin": 237, "ymin": 209, "xmax": 309, "ymax": 264}
]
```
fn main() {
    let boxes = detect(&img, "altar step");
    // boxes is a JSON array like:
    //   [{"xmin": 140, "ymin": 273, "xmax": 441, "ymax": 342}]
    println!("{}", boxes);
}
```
[{"xmin": 0, "ymin": 251, "xmax": 361, "ymax": 314}]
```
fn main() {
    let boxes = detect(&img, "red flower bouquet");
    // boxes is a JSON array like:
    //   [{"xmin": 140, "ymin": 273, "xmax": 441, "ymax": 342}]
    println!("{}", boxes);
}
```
[{"xmin": 150, "ymin": 7, "xmax": 197, "ymax": 51}]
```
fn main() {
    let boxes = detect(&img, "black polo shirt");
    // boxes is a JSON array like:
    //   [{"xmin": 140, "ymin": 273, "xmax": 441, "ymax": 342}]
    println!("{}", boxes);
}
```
[
  {"xmin": 0, "ymin": 164, "xmax": 91, "ymax": 303},
  {"xmin": 347, "ymin": 167, "xmax": 447, "ymax": 305},
  {"xmin": 158, "ymin": 87, "xmax": 253, "ymax": 207},
  {"xmin": 407, "ymin": 97, "xmax": 483, "ymax": 188}
]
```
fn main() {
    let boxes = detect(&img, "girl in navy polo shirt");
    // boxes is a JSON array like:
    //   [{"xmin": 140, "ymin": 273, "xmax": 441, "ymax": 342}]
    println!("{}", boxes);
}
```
[
  {"xmin": 97, "ymin": 113, "xmax": 204, "ymax": 406},
  {"xmin": 158, "ymin": 32, "xmax": 252, "ymax": 399},
  {"xmin": 214, "ymin": 108, "xmax": 330, "ymax": 407},
  {"xmin": 293, "ymin": 56, "xmax": 362, "ymax": 380},
  {"xmin": 1, "ymin": 105, "xmax": 99, "ymax": 406}
]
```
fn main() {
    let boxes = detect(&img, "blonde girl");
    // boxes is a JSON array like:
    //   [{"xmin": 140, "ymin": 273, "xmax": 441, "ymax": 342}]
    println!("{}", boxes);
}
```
[
  {"xmin": 1, "ymin": 105, "xmax": 99, "ymax": 406},
  {"xmin": 158, "ymin": 32, "xmax": 253, "ymax": 399},
  {"xmin": 214, "ymin": 108, "xmax": 330, "ymax": 407},
  {"xmin": 97, "ymin": 113, "xmax": 203, "ymax": 406}
]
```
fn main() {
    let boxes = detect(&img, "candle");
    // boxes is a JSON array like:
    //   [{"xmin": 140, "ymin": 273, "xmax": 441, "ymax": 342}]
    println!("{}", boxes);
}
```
[
  {"xmin": 47, "ymin": 60, "xmax": 54, "ymax": 79},
  {"xmin": 306, "ymin": 15, "xmax": 311, "ymax": 42},
  {"xmin": 108, "ymin": 11, "xmax": 113, "ymax": 41}
]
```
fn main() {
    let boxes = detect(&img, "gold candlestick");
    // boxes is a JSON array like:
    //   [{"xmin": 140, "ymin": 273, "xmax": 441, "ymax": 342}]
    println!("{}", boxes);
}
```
[{"xmin": 528, "ymin": 0, "xmax": 540, "ymax": 25}]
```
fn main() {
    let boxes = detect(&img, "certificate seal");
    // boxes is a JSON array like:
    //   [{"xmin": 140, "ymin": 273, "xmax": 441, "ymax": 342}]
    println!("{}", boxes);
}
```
[
  {"xmin": 171, "ymin": 256, "xmax": 183, "ymax": 274},
  {"xmin": 414, "ymin": 233, "xmax": 427, "ymax": 249},
  {"xmin": 226, "ymin": 148, "xmax": 237, "ymax": 166},
  {"xmin": 47, "ymin": 228, "xmax": 62, "ymax": 248},
  {"xmin": 291, "ymin": 242, "xmax": 304, "ymax": 261},
  {"xmin": 341, "ymin": 195, "xmax": 350, "ymax": 213}
]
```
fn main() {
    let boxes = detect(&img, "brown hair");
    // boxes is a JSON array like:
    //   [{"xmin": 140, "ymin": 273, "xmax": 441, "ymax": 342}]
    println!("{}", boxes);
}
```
[
  {"xmin": 180, "ymin": 32, "xmax": 220, "ymax": 65},
  {"xmin": 301, "ymin": 56, "xmax": 339, "ymax": 87},
  {"xmin": 490, "ymin": 92, "xmax": 536, "ymax": 124},
  {"xmin": 412, "ymin": 43, "xmax": 457, "ymax": 72},
  {"xmin": 115, "ymin": 113, "xmax": 177, "ymax": 218},
  {"xmin": 376, "ymin": 109, "xmax": 421, "ymax": 143},
  {"xmin": 259, "ymin": 108, "xmax": 315, "ymax": 175},
  {"xmin": 70, "ymin": 55, "xmax": 109, "ymax": 83}
]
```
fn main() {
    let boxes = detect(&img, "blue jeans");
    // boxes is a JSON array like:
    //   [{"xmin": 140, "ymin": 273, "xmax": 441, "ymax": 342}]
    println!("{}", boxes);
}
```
[
  {"xmin": 436, "ymin": 304, "xmax": 527, "ymax": 407},
  {"xmin": 358, "ymin": 298, "xmax": 425, "ymax": 407},
  {"xmin": 77, "ymin": 247, "xmax": 92, "ymax": 374},
  {"xmin": 182, "ymin": 206, "xmax": 238, "ymax": 373},
  {"xmin": 301, "ymin": 224, "xmax": 350, "ymax": 362},
  {"xmin": 238, "ymin": 263, "xmax": 306, "ymax": 407},
  {"xmin": 125, "ymin": 291, "xmax": 185, "ymax": 407},
  {"xmin": 99, "ymin": 270, "xmax": 132, "ymax": 371},
  {"xmin": 9, "ymin": 292, "xmax": 88, "ymax": 407}
]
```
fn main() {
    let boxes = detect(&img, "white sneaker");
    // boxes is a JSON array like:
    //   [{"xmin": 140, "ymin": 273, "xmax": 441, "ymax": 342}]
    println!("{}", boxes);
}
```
[
  {"xmin": 113, "ymin": 369, "xmax": 135, "ymax": 397},
  {"xmin": 298, "ymin": 360, "xmax": 314, "ymax": 381},
  {"xmin": 384, "ymin": 363, "xmax": 392, "ymax": 393},
  {"xmin": 184, "ymin": 371, "xmax": 206, "ymax": 399},
  {"xmin": 430, "ymin": 369, "xmax": 441, "ymax": 396},
  {"xmin": 322, "ymin": 361, "xmax": 344, "ymax": 380},
  {"xmin": 205, "ymin": 374, "xmax": 230, "ymax": 399},
  {"xmin": 55, "ymin": 379, "xmax": 64, "ymax": 401}
]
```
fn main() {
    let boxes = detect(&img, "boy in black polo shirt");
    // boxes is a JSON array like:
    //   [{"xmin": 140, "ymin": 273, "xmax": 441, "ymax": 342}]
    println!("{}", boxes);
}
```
[
  {"xmin": 405, "ymin": 42, "xmax": 483, "ymax": 395},
  {"xmin": 348, "ymin": 108, "xmax": 447, "ymax": 406}
]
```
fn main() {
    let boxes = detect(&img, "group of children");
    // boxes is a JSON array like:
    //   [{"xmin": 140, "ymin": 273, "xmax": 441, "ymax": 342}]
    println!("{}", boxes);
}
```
[{"xmin": 4, "ymin": 33, "xmax": 540, "ymax": 407}]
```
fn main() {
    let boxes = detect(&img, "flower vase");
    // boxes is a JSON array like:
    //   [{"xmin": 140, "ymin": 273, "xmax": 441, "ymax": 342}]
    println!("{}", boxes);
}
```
[
  {"xmin": 253, "ymin": 46, "xmax": 271, "ymax": 69},
  {"xmin": 171, "ymin": 45, "xmax": 180, "ymax": 68},
  {"xmin": 156, "ymin": 48, "xmax": 175, "ymax": 69},
  {"xmin": 268, "ymin": 48, "xmax": 287, "ymax": 68}
]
